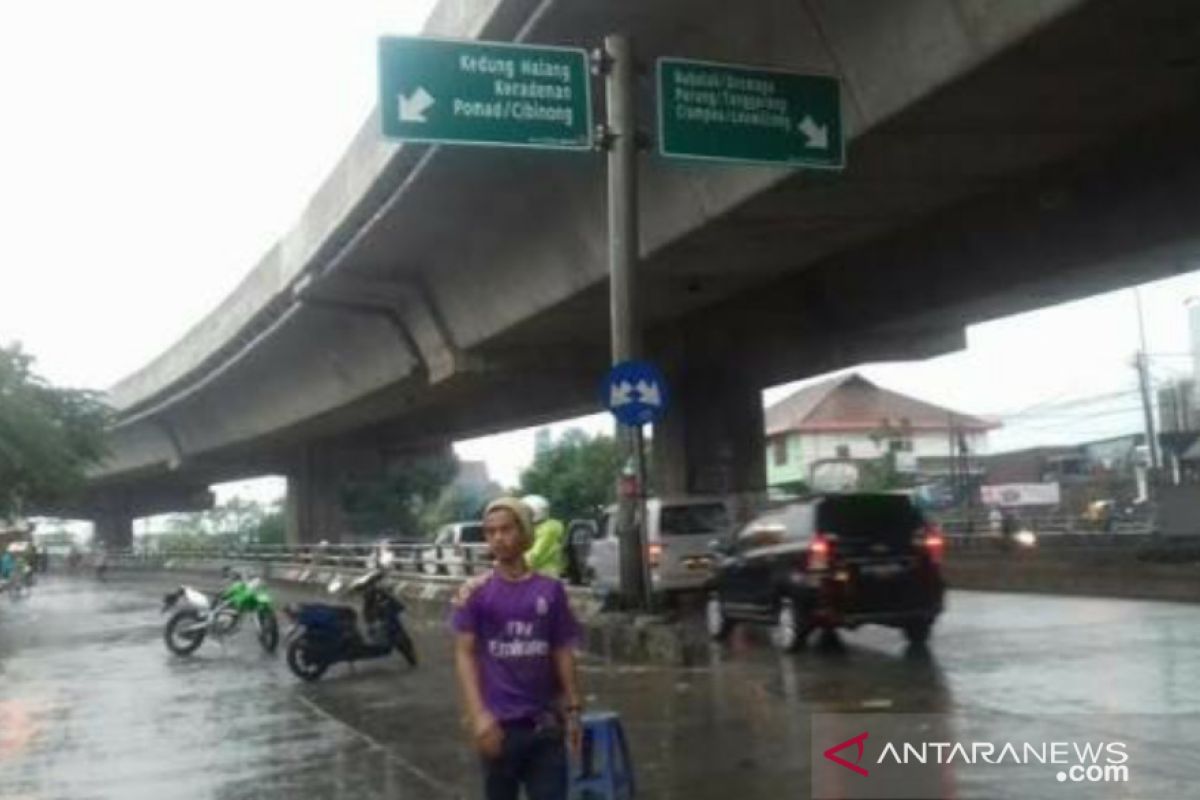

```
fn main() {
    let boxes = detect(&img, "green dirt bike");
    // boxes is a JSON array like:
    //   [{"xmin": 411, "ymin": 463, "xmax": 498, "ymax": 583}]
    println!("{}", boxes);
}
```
[{"xmin": 161, "ymin": 567, "xmax": 279, "ymax": 656}]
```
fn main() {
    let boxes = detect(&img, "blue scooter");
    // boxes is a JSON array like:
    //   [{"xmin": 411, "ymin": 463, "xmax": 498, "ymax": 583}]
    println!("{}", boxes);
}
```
[{"xmin": 284, "ymin": 565, "xmax": 417, "ymax": 681}]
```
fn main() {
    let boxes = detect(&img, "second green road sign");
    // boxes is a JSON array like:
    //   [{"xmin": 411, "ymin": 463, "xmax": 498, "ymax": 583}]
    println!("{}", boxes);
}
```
[
  {"xmin": 657, "ymin": 57, "xmax": 843, "ymax": 168},
  {"xmin": 378, "ymin": 36, "xmax": 592, "ymax": 150}
]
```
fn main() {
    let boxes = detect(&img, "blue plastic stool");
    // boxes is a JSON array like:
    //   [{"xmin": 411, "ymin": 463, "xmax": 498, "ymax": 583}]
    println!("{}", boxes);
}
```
[{"xmin": 570, "ymin": 711, "xmax": 635, "ymax": 799}]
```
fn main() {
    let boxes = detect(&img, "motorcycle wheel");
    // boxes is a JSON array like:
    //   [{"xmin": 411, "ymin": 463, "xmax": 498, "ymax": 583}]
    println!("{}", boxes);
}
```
[
  {"xmin": 286, "ymin": 637, "xmax": 328, "ymax": 682},
  {"xmin": 164, "ymin": 609, "xmax": 207, "ymax": 656},
  {"xmin": 256, "ymin": 609, "xmax": 279, "ymax": 654},
  {"xmin": 394, "ymin": 626, "xmax": 418, "ymax": 667}
]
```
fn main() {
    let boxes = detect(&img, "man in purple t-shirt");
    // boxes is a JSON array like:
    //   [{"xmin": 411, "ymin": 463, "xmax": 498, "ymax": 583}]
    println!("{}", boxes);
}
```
[{"xmin": 453, "ymin": 497, "xmax": 583, "ymax": 800}]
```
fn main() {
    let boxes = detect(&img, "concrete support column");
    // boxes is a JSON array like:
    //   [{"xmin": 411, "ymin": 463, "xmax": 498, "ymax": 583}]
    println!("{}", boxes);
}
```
[
  {"xmin": 652, "ymin": 357, "xmax": 767, "ymax": 524},
  {"xmin": 285, "ymin": 444, "xmax": 351, "ymax": 545},
  {"xmin": 93, "ymin": 513, "xmax": 134, "ymax": 551}
]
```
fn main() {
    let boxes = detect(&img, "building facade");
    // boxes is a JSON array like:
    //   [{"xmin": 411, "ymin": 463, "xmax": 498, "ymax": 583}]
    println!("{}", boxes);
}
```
[{"xmin": 765, "ymin": 374, "xmax": 994, "ymax": 488}]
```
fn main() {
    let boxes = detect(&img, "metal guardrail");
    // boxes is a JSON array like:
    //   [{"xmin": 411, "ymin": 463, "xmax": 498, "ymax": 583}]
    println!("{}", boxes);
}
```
[
  {"xmin": 939, "ymin": 514, "xmax": 1153, "ymax": 538},
  {"xmin": 106, "ymin": 541, "xmax": 495, "ymax": 578},
  {"xmin": 106, "ymin": 530, "xmax": 1163, "ymax": 572},
  {"xmin": 943, "ymin": 531, "xmax": 1154, "ymax": 551}
]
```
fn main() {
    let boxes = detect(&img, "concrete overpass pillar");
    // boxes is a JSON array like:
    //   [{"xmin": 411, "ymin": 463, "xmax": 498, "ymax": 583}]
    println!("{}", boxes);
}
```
[
  {"xmin": 74, "ymin": 484, "xmax": 213, "ymax": 552},
  {"xmin": 652, "ymin": 360, "xmax": 767, "ymax": 524},
  {"xmin": 93, "ymin": 513, "xmax": 133, "ymax": 551},
  {"xmin": 285, "ymin": 445, "xmax": 350, "ymax": 545}
]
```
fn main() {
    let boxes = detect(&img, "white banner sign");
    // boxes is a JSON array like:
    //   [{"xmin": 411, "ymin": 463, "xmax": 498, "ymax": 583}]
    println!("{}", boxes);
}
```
[{"xmin": 980, "ymin": 482, "xmax": 1061, "ymax": 507}]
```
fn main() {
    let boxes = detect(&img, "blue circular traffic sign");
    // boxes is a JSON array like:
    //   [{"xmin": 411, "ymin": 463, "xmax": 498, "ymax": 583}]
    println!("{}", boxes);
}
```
[{"xmin": 602, "ymin": 360, "xmax": 669, "ymax": 426}]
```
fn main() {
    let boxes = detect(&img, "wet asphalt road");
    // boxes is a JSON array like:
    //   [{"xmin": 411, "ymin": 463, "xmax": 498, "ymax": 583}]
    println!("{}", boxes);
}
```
[{"xmin": 1, "ymin": 575, "xmax": 1198, "ymax": 799}]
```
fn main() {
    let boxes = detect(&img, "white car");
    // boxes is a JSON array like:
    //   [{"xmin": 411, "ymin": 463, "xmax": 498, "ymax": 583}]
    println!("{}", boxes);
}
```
[
  {"xmin": 421, "ymin": 522, "xmax": 488, "ymax": 576},
  {"xmin": 588, "ymin": 496, "xmax": 734, "ymax": 597}
]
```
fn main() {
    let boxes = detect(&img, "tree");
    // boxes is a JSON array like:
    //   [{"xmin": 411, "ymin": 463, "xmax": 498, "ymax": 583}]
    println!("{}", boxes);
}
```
[
  {"xmin": 339, "ymin": 451, "xmax": 460, "ymax": 537},
  {"xmin": 519, "ymin": 428, "xmax": 622, "ymax": 522},
  {"xmin": 0, "ymin": 344, "xmax": 110, "ymax": 519},
  {"xmin": 152, "ymin": 497, "xmax": 283, "ymax": 549},
  {"xmin": 421, "ymin": 478, "xmax": 502, "ymax": 533},
  {"xmin": 251, "ymin": 506, "xmax": 286, "ymax": 545},
  {"xmin": 861, "ymin": 417, "xmax": 914, "ymax": 492}
]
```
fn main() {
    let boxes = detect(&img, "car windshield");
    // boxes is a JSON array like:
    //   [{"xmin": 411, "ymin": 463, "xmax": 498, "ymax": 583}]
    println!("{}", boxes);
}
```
[
  {"xmin": 459, "ymin": 524, "xmax": 484, "ymax": 544},
  {"xmin": 661, "ymin": 503, "xmax": 730, "ymax": 536}
]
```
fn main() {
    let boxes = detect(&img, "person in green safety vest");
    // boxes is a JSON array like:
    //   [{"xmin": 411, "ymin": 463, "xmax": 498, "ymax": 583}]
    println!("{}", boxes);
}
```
[{"xmin": 521, "ymin": 494, "xmax": 566, "ymax": 578}]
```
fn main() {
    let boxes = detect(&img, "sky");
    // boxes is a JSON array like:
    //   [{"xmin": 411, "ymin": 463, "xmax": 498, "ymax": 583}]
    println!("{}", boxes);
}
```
[{"xmin": 3, "ymin": 2, "xmax": 1199, "ymax": 506}]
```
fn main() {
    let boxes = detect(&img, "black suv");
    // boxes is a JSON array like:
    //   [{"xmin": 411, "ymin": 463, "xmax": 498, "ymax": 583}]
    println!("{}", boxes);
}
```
[{"xmin": 705, "ymin": 493, "xmax": 945, "ymax": 650}]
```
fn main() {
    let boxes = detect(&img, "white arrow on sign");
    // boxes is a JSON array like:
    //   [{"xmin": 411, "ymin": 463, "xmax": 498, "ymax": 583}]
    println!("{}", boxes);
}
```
[
  {"xmin": 634, "ymin": 380, "xmax": 662, "ymax": 408},
  {"xmin": 797, "ymin": 115, "xmax": 829, "ymax": 150},
  {"xmin": 610, "ymin": 381, "xmax": 634, "ymax": 408},
  {"xmin": 398, "ymin": 87, "xmax": 435, "ymax": 123}
]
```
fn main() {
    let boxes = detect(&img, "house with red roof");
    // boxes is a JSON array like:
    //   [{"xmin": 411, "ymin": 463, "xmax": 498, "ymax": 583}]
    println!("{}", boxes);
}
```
[{"xmin": 765, "ymin": 373, "xmax": 996, "ymax": 488}]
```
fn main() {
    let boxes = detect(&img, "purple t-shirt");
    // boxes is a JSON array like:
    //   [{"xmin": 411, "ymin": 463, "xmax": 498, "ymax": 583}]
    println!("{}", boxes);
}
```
[{"xmin": 451, "ymin": 573, "xmax": 581, "ymax": 722}]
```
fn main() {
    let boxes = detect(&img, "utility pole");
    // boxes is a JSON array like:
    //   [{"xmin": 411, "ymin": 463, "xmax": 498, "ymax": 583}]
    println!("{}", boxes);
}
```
[
  {"xmin": 1134, "ymin": 289, "xmax": 1161, "ymax": 478},
  {"xmin": 602, "ymin": 34, "xmax": 650, "ymax": 610},
  {"xmin": 947, "ymin": 412, "xmax": 956, "ymax": 509}
]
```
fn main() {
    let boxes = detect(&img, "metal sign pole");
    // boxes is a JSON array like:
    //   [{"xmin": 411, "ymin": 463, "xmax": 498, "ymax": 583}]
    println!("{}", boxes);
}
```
[
  {"xmin": 604, "ymin": 33, "xmax": 648, "ymax": 611},
  {"xmin": 633, "ymin": 422, "xmax": 653, "ymax": 610}
]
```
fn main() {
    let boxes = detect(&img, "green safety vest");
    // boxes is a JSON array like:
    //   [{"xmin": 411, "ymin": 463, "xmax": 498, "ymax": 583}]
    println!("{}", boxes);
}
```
[{"xmin": 525, "ymin": 518, "xmax": 566, "ymax": 578}]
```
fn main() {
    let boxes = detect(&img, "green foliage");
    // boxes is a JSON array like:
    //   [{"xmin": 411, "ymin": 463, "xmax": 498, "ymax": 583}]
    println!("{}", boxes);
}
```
[
  {"xmin": 518, "ymin": 428, "xmax": 622, "ymax": 522},
  {"xmin": 151, "ymin": 497, "xmax": 285, "ymax": 549},
  {"xmin": 340, "ymin": 451, "xmax": 460, "ymax": 537},
  {"xmin": 252, "ymin": 508, "xmax": 285, "ymax": 545},
  {"xmin": 421, "ymin": 478, "xmax": 502, "ymax": 534},
  {"xmin": 0, "ymin": 344, "xmax": 110, "ymax": 518}
]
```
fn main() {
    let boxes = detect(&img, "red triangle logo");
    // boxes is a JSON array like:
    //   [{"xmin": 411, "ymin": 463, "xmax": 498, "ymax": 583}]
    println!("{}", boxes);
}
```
[{"xmin": 824, "ymin": 731, "xmax": 870, "ymax": 777}]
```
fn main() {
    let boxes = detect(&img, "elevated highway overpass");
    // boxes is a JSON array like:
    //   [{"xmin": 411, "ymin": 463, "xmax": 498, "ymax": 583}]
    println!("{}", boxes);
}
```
[{"xmin": 79, "ymin": 0, "xmax": 1200, "ymax": 545}]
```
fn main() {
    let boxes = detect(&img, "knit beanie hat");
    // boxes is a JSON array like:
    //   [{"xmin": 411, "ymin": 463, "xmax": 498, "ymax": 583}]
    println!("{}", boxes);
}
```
[{"xmin": 483, "ymin": 497, "xmax": 534, "ymax": 543}]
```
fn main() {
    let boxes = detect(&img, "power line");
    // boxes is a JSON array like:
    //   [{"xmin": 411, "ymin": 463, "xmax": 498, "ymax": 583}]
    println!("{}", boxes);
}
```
[
  {"xmin": 986, "ymin": 388, "xmax": 1143, "ymax": 420},
  {"xmin": 999, "ymin": 406, "xmax": 1147, "ymax": 431},
  {"xmin": 1000, "ymin": 404, "xmax": 1147, "ymax": 421},
  {"xmin": 986, "ymin": 377, "xmax": 1186, "ymax": 420}
]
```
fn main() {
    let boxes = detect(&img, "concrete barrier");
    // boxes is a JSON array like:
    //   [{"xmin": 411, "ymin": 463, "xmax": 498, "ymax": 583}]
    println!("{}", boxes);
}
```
[{"xmin": 944, "ymin": 549, "xmax": 1200, "ymax": 604}]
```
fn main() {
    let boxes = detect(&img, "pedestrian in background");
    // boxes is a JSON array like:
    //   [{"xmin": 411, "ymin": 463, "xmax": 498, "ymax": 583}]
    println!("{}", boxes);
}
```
[
  {"xmin": 0, "ymin": 547, "xmax": 15, "ymax": 584},
  {"xmin": 522, "ymin": 495, "xmax": 566, "ymax": 579}
]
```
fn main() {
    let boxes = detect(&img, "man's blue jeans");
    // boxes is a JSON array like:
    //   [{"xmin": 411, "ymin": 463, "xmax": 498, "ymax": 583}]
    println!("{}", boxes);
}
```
[{"xmin": 482, "ymin": 720, "xmax": 567, "ymax": 800}]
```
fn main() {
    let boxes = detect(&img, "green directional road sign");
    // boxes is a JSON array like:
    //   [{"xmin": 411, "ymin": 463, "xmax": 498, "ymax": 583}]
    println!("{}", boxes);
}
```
[
  {"xmin": 657, "ymin": 57, "xmax": 843, "ymax": 168},
  {"xmin": 378, "ymin": 36, "xmax": 593, "ymax": 150}
]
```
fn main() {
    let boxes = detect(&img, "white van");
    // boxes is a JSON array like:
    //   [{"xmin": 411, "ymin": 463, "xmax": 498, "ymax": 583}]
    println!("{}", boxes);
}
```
[
  {"xmin": 420, "ymin": 521, "xmax": 487, "ymax": 576},
  {"xmin": 588, "ymin": 496, "xmax": 734, "ymax": 596}
]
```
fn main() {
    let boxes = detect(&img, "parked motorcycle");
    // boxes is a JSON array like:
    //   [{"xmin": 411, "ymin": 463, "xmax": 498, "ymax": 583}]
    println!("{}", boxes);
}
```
[
  {"xmin": 161, "ymin": 567, "xmax": 279, "ymax": 656},
  {"xmin": 284, "ymin": 563, "xmax": 417, "ymax": 682}
]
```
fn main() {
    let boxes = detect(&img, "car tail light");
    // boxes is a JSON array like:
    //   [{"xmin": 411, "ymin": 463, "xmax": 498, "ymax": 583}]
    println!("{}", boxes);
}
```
[
  {"xmin": 921, "ymin": 525, "xmax": 945, "ymax": 565},
  {"xmin": 648, "ymin": 543, "xmax": 663, "ymax": 568},
  {"xmin": 808, "ymin": 533, "xmax": 833, "ymax": 571}
]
